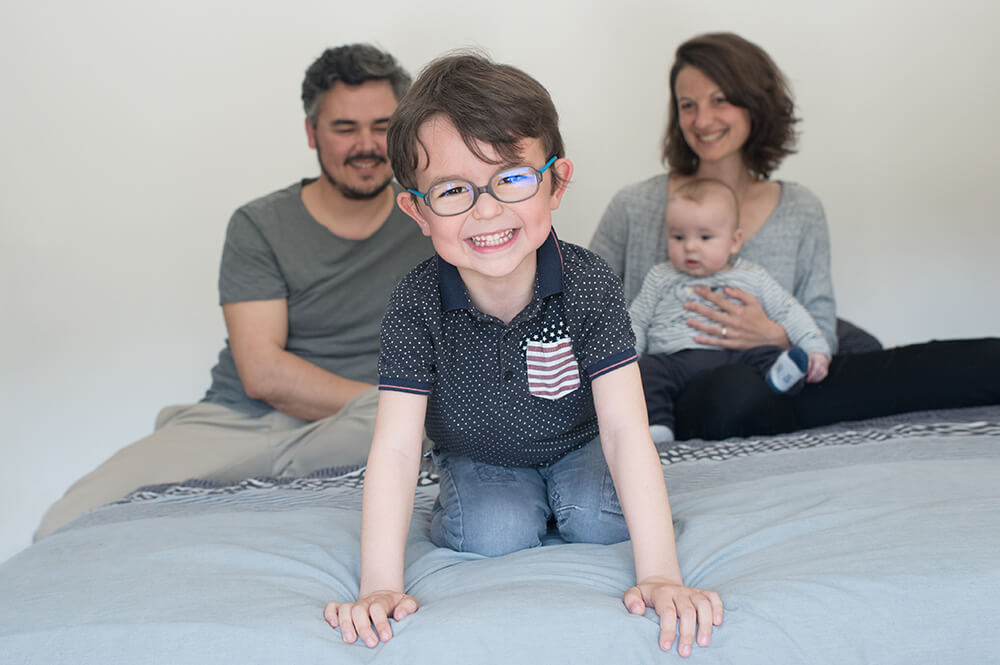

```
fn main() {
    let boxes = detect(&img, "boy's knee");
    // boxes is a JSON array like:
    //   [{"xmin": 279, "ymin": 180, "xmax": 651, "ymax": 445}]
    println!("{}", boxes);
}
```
[
  {"xmin": 432, "ymin": 507, "xmax": 546, "ymax": 556},
  {"xmin": 557, "ymin": 505, "xmax": 629, "ymax": 546},
  {"xmin": 554, "ymin": 476, "xmax": 628, "ymax": 545}
]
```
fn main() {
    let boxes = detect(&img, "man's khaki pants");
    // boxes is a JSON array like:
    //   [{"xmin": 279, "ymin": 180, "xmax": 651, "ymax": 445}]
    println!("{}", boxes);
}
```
[{"xmin": 36, "ymin": 387, "xmax": 386, "ymax": 540}]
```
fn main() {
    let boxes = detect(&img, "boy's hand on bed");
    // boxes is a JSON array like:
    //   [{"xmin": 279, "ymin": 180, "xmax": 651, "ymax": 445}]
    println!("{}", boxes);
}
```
[
  {"xmin": 324, "ymin": 591, "xmax": 418, "ymax": 648},
  {"xmin": 624, "ymin": 579, "xmax": 723, "ymax": 657}
]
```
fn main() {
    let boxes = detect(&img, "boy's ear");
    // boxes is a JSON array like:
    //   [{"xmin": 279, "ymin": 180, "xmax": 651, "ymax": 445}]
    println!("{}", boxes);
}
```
[
  {"xmin": 305, "ymin": 117, "xmax": 317, "ymax": 150},
  {"xmin": 547, "ymin": 158, "xmax": 574, "ymax": 211},
  {"xmin": 397, "ymin": 191, "xmax": 432, "ymax": 236}
]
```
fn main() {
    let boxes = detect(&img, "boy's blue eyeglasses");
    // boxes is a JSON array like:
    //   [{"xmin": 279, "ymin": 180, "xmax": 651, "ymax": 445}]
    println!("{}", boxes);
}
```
[{"xmin": 408, "ymin": 156, "xmax": 558, "ymax": 217}]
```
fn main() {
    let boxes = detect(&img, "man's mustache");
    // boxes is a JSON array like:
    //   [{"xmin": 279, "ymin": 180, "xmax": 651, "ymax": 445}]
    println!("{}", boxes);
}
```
[{"xmin": 345, "ymin": 153, "xmax": 387, "ymax": 166}]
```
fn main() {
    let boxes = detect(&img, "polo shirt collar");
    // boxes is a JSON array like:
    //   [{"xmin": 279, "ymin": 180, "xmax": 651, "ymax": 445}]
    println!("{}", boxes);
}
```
[{"xmin": 437, "ymin": 228, "xmax": 564, "ymax": 312}]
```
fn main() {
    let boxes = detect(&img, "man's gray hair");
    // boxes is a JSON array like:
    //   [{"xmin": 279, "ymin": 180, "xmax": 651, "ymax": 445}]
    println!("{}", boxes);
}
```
[{"xmin": 301, "ymin": 44, "xmax": 411, "ymax": 126}]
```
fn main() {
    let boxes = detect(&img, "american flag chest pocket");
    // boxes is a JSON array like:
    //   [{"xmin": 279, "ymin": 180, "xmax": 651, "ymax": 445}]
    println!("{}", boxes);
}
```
[{"xmin": 525, "ymin": 337, "xmax": 580, "ymax": 400}]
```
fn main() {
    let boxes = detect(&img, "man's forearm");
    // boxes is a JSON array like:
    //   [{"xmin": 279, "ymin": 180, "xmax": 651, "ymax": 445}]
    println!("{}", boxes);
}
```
[{"xmin": 243, "ymin": 349, "xmax": 372, "ymax": 421}]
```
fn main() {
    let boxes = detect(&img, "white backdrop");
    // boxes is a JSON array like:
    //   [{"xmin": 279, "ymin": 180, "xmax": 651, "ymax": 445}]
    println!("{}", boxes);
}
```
[{"xmin": 3, "ymin": 0, "xmax": 998, "ymax": 562}]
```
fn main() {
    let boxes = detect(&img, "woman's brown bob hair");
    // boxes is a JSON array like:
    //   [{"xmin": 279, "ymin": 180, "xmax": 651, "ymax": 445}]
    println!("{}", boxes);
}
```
[{"xmin": 663, "ymin": 33, "xmax": 798, "ymax": 179}]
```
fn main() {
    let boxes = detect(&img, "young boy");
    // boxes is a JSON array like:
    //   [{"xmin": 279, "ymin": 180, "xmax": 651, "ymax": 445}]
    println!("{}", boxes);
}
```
[
  {"xmin": 323, "ymin": 53, "xmax": 723, "ymax": 657},
  {"xmin": 631, "ymin": 178, "xmax": 832, "ymax": 443}
]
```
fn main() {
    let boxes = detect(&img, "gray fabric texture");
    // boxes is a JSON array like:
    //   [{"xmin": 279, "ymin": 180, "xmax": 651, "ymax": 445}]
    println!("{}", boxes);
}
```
[
  {"xmin": 204, "ymin": 179, "xmax": 434, "ymax": 415},
  {"xmin": 590, "ymin": 174, "xmax": 838, "ymax": 353},
  {"xmin": 3, "ymin": 411, "xmax": 999, "ymax": 665},
  {"xmin": 630, "ymin": 257, "xmax": 831, "ymax": 357}
]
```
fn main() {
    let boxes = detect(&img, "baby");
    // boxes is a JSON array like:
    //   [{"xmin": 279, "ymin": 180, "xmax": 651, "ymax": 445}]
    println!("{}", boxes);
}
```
[{"xmin": 630, "ymin": 178, "xmax": 831, "ymax": 442}]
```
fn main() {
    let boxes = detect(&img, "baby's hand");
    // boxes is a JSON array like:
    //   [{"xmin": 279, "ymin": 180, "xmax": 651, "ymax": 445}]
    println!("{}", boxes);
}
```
[
  {"xmin": 324, "ymin": 590, "xmax": 418, "ymax": 648},
  {"xmin": 624, "ymin": 578, "xmax": 723, "ymax": 657},
  {"xmin": 807, "ymin": 353, "xmax": 830, "ymax": 383}
]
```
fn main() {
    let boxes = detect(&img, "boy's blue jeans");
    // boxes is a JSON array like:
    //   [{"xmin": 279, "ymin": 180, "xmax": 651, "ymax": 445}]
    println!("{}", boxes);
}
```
[{"xmin": 430, "ymin": 436, "xmax": 629, "ymax": 556}]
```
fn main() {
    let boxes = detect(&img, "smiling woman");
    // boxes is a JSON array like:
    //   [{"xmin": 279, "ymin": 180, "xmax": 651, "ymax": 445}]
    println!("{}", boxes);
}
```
[{"xmin": 590, "ymin": 32, "xmax": 1000, "ymax": 440}]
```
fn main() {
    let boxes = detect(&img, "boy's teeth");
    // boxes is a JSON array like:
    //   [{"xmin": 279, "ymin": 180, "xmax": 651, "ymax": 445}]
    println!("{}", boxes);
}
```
[{"xmin": 470, "ymin": 229, "xmax": 514, "ymax": 247}]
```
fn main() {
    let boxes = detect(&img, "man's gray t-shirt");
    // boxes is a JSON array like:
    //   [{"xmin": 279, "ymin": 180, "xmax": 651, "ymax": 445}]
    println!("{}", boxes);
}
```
[{"xmin": 203, "ymin": 179, "xmax": 434, "ymax": 416}]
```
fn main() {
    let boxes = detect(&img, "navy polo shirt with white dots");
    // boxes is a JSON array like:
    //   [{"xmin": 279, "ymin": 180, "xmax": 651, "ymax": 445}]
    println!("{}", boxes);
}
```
[{"xmin": 378, "ymin": 229, "xmax": 637, "ymax": 467}]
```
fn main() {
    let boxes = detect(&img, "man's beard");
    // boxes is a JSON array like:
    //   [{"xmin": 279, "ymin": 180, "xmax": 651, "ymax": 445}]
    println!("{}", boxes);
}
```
[{"xmin": 317, "ymin": 148, "xmax": 393, "ymax": 200}]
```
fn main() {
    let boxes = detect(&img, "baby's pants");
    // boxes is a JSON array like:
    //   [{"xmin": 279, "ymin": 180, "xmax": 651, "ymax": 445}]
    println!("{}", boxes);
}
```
[{"xmin": 639, "ymin": 346, "xmax": 785, "ymax": 428}]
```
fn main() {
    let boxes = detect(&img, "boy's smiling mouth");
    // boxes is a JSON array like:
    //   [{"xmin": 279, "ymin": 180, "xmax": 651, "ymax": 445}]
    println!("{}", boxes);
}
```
[{"xmin": 469, "ymin": 229, "xmax": 517, "ymax": 248}]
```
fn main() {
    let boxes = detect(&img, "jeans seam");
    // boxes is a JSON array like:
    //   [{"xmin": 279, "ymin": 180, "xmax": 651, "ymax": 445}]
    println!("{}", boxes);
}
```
[{"xmin": 439, "ymin": 459, "xmax": 465, "ymax": 552}]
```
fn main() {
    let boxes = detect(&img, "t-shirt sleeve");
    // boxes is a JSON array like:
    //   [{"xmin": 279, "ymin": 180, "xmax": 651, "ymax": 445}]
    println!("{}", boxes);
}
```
[
  {"xmin": 570, "ymin": 253, "xmax": 638, "ymax": 380},
  {"xmin": 218, "ymin": 208, "xmax": 288, "ymax": 304},
  {"xmin": 376, "ymin": 278, "xmax": 436, "ymax": 396}
]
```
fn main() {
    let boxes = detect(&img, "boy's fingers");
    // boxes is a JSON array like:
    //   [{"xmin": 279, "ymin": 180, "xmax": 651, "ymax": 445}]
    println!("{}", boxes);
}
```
[
  {"xmin": 369, "ymin": 603, "xmax": 392, "ymax": 642},
  {"xmin": 351, "ymin": 603, "xmax": 378, "ymax": 647},
  {"xmin": 709, "ymin": 590, "xmax": 725, "ymax": 625},
  {"xmin": 655, "ymin": 601, "xmax": 678, "ymax": 652},
  {"xmin": 675, "ymin": 604, "xmax": 697, "ymax": 657},
  {"xmin": 394, "ymin": 595, "xmax": 419, "ymax": 620},
  {"xmin": 323, "ymin": 601, "xmax": 340, "ymax": 628},
  {"xmin": 695, "ymin": 597, "xmax": 715, "ymax": 646},
  {"xmin": 338, "ymin": 604, "xmax": 358, "ymax": 643},
  {"xmin": 623, "ymin": 586, "xmax": 646, "ymax": 614}
]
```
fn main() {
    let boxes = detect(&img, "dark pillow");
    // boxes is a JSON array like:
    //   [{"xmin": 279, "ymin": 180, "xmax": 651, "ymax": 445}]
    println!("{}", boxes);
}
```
[{"xmin": 836, "ymin": 318, "xmax": 882, "ymax": 355}]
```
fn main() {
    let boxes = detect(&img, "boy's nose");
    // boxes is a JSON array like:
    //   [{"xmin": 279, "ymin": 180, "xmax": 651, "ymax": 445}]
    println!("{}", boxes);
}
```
[{"xmin": 471, "ymin": 190, "xmax": 504, "ymax": 219}]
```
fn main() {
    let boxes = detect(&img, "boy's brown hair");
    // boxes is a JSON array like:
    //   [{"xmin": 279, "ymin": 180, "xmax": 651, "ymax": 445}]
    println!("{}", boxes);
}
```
[{"xmin": 387, "ymin": 51, "xmax": 565, "ymax": 193}]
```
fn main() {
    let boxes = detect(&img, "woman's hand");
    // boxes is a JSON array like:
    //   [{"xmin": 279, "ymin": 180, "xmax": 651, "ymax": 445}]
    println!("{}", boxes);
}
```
[
  {"xmin": 685, "ymin": 285, "xmax": 790, "ymax": 350},
  {"xmin": 324, "ymin": 591, "xmax": 419, "ymax": 648},
  {"xmin": 624, "ymin": 578, "xmax": 724, "ymax": 657}
]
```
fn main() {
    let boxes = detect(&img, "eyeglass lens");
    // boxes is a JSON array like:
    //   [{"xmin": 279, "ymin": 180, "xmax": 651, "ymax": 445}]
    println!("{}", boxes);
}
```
[{"xmin": 427, "ymin": 166, "xmax": 540, "ymax": 216}]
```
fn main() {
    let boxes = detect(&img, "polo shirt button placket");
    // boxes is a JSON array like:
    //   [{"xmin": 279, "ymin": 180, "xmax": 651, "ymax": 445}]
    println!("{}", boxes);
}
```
[{"xmin": 500, "ymin": 368, "xmax": 514, "ymax": 406}]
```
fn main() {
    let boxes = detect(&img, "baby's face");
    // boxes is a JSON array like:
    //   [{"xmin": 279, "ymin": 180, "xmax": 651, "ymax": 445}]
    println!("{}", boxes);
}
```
[{"xmin": 666, "ymin": 197, "xmax": 742, "ymax": 277}]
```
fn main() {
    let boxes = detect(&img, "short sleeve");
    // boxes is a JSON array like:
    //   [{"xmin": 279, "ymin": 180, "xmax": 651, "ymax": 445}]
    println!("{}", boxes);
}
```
[
  {"xmin": 218, "ymin": 208, "xmax": 288, "ymax": 304},
  {"xmin": 376, "ymin": 277, "xmax": 437, "ymax": 395},
  {"xmin": 566, "ymin": 250, "xmax": 638, "ymax": 380}
]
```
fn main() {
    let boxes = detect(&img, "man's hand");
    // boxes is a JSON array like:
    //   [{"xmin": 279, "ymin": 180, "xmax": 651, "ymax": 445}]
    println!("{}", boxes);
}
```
[
  {"xmin": 624, "ymin": 578, "xmax": 723, "ymax": 657},
  {"xmin": 324, "ymin": 591, "xmax": 419, "ymax": 647}
]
